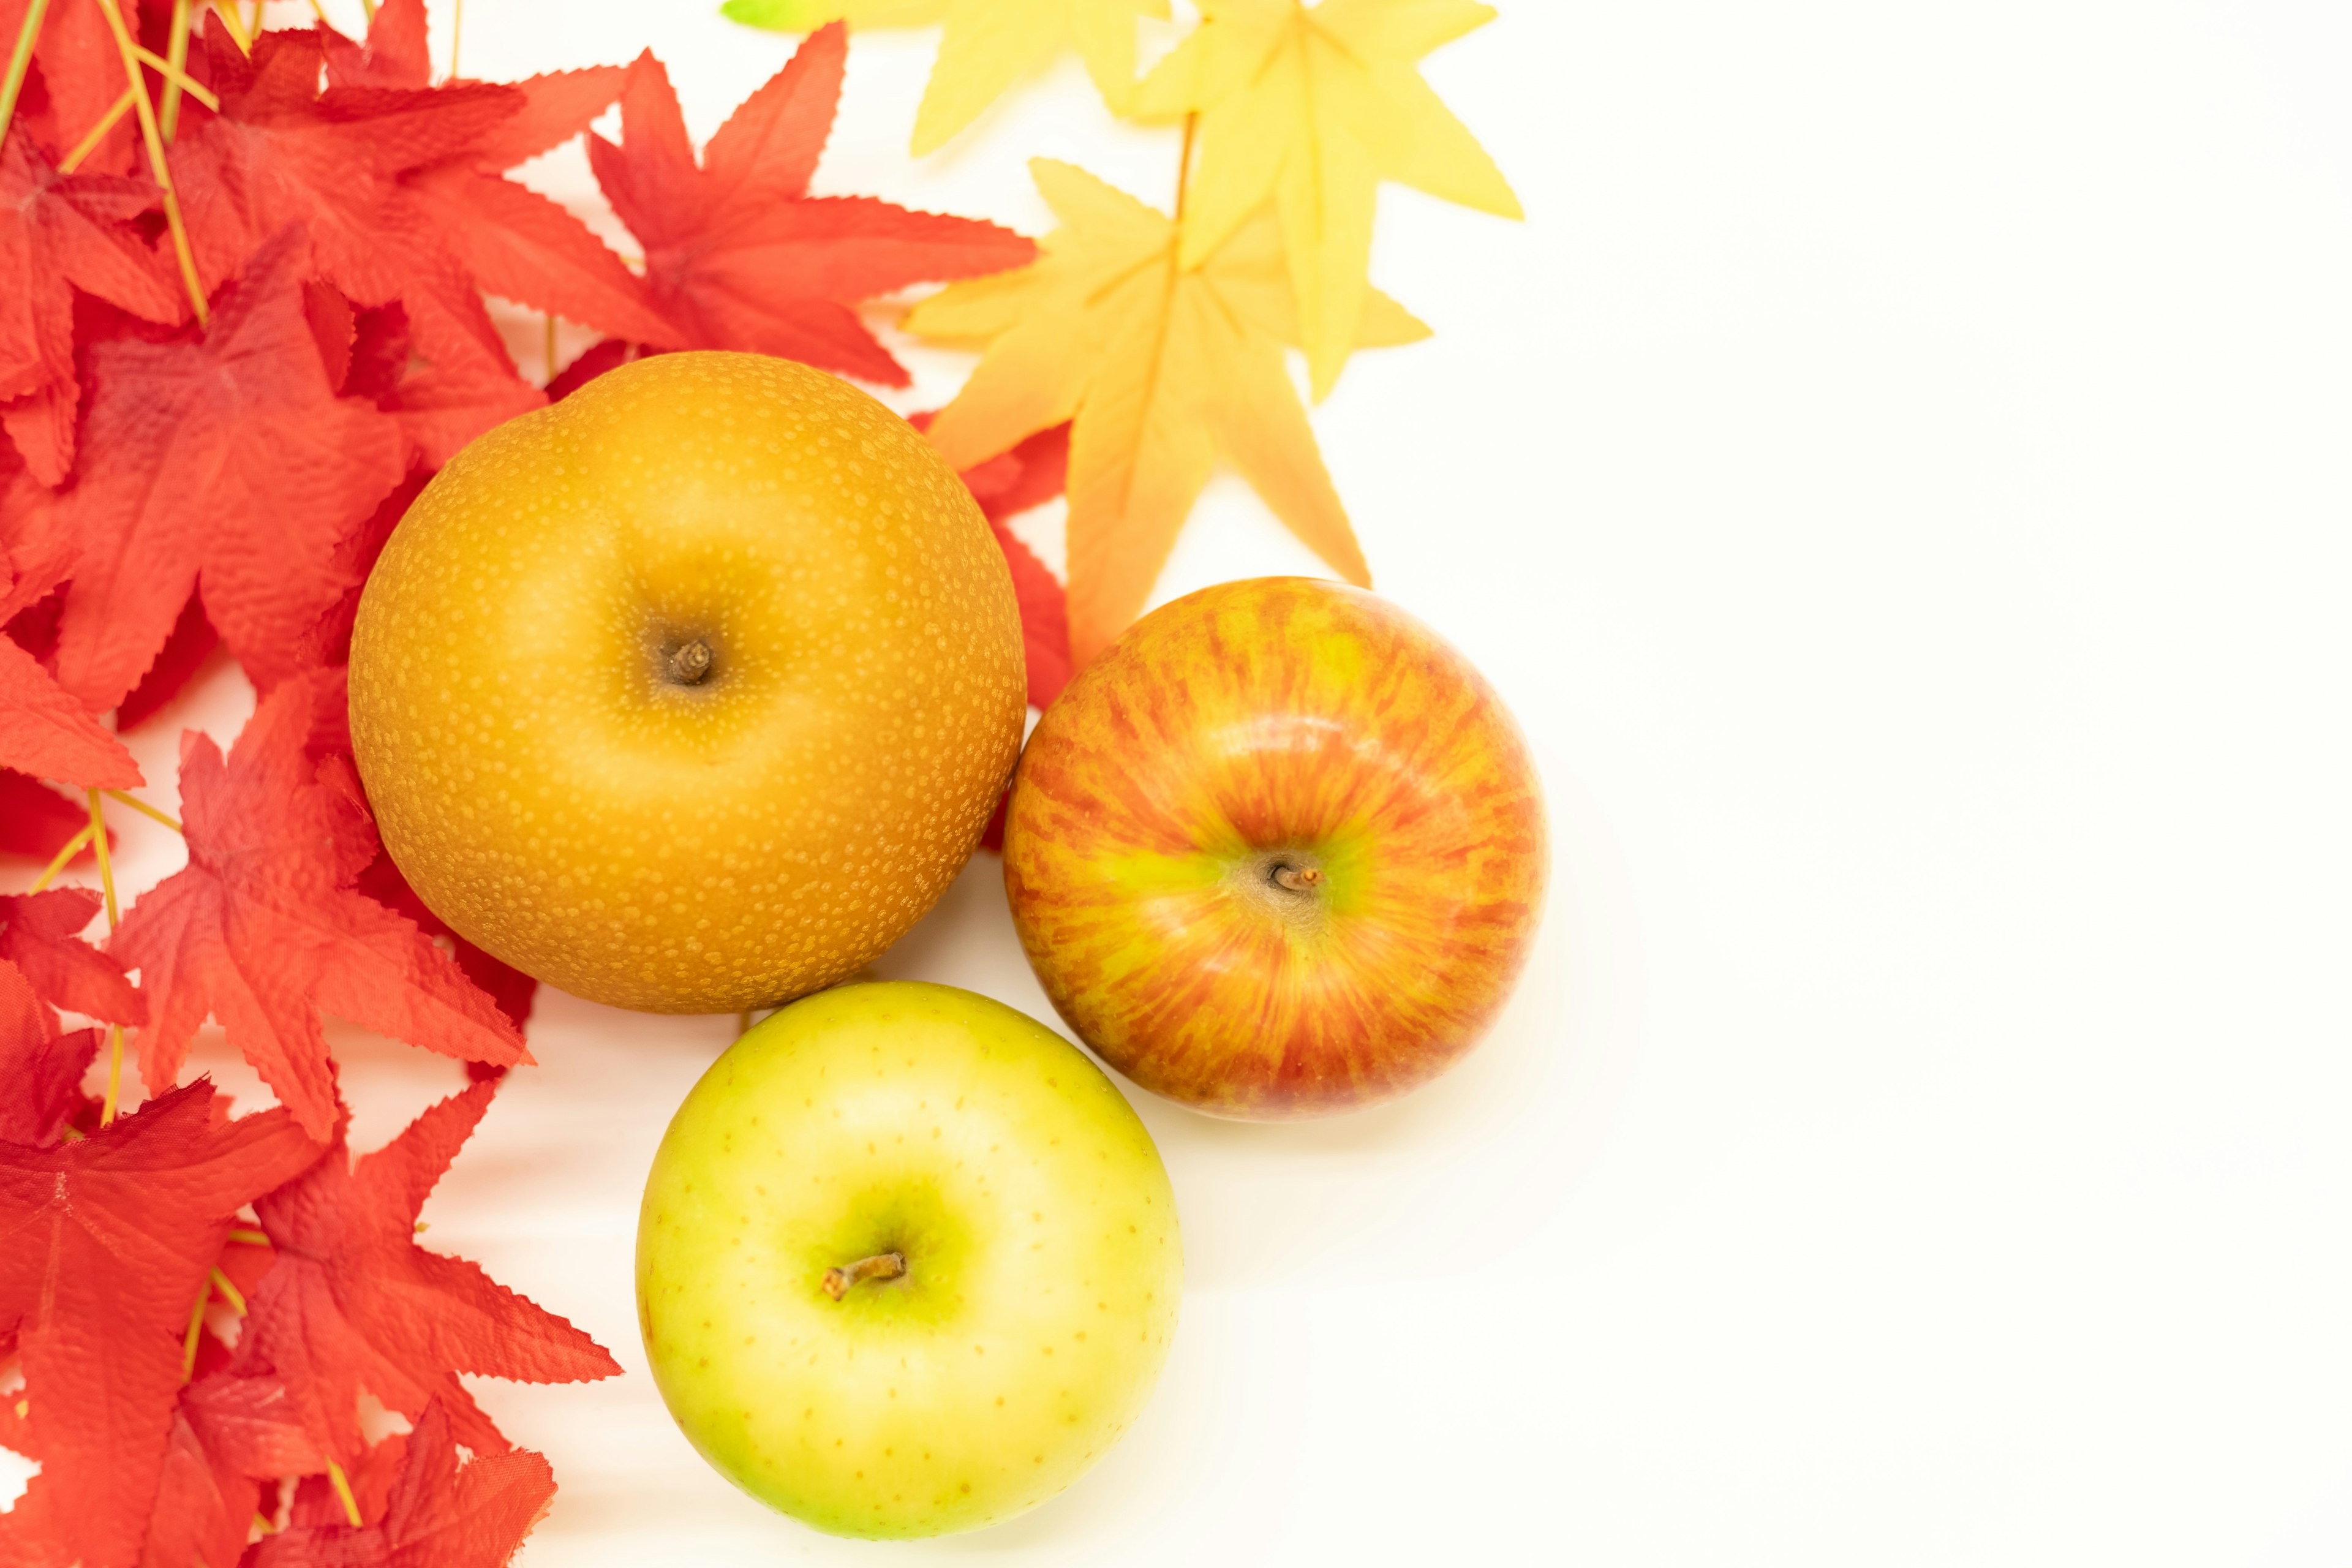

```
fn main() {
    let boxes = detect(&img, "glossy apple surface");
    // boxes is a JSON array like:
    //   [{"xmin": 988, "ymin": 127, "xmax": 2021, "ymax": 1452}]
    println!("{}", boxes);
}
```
[
  {"xmin": 349, "ymin": 352, "xmax": 1025, "ymax": 1014},
  {"xmin": 1003, "ymin": 577, "xmax": 1547, "ymax": 1118},
  {"xmin": 636, "ymin": 981, "xmax": 1182, "ymax": 1538}
]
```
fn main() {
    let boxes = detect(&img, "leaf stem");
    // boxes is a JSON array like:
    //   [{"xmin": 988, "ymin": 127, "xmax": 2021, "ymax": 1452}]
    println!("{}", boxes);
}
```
[
  {"xmin": 101, "ymin": 1023, "xmax": 123, "ymax": 1124},
  {"xmin": 86, "ymin": 786, "xmax": 128, "ymax": 1127},
  {"xmin": 1174, "ymin": 111, "xmax": 1196, "ymax": 223},
  {"xmin": 86, "ymin": 787, "xmax": 118, "ymax": 925},
  {"xmin": 105, "ymin": 788, "xmax": 182, "ymax": 832},
  {"xmin": 59, "ymin": 86, "xmax": 134, "ymax": 172},
  {"xmin": 180, "ymin": 1275, "xmax": 210, "ymax": 1378},
  {"xmin": 206, "ymin": 1264, "xmax": 246, "ymax": 1314},
  {"xmin": 326, "ymin": 1459, "xmax": 364, "ymax": 1528},
  {"xmin": 0, "ymin": 0, "xmax": 53, "ymax": 151},
  {"xmin": 28, "ymin": 824, "xmax": 95, "ymax": 892},
  {"xmin": 159, "ymin": 0, "xmax": 189, "ymax": 139},
  {"xmin": 208, "ymin": 0, "xmax": 251, "ymax": 55},
  {"xmin": 92, "ymin": 0, "xmax": 208, "ymax": 326},
  {"xmin": 134, "ymin": 40, "xmax": 215, "ymax": 116}
]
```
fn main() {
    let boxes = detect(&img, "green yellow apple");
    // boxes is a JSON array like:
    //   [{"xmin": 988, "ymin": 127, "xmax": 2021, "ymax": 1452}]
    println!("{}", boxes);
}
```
[
  {"xmin": 1003, "ymin": 576, "xmax": 1547, "ymax": 1118},
  {"xmin": 347, "ymin": 352, "xmax": 1025, "ymax": 1014},
  {"xmin": 636, "ymin": 981, "xmax": 1182, "ymax": 1538}
]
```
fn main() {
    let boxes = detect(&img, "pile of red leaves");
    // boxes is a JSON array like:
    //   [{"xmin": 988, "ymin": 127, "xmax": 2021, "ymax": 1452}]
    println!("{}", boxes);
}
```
[{"xmin": 1, "ymin": 2, "xmax": 1072, "ymax": 1561}]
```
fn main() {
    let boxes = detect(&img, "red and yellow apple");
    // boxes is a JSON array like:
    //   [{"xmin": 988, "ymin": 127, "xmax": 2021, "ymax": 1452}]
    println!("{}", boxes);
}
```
[{"xmin": 1003, "ymin": 577, "xmax": 1547, "ymax": 1118}]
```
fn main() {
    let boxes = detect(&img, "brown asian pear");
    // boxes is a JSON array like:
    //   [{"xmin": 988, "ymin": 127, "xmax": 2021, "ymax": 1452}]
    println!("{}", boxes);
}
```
[{"xmin": 349, "ymin": 352, "xmax": 1025, "ymax": 1013}]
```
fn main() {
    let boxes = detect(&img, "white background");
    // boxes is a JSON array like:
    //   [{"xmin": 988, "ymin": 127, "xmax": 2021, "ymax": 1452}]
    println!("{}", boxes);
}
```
[{"xmin": 10, "ymin": 1, "xmax": 2352, "ymax": 1562}]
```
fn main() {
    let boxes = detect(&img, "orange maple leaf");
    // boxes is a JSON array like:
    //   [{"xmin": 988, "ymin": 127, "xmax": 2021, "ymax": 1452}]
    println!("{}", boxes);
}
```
[{"xmin": 907, "ymin": 159, "xmax": 1423, "ymax": 663}]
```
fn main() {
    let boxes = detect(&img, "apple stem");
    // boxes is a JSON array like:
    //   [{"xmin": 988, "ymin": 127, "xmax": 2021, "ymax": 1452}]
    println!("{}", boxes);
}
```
[
  {"xmin": 668, "ymin": 639, "xmax": 714, "ymax": 685},
  {"xmin": 822, "ymin": 1251, "xmax": 907, "ymax": 1300},
  {"xmin": 1269, "ymin": 863, "xmax": 1323, "ymax": 893}
]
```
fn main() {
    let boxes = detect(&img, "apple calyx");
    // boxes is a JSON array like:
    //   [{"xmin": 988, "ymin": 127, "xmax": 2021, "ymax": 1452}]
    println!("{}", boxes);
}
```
[
  {"xmin": 1268, "ymin": 862, "xmax": 1323, "ymax": 893},
  {"xmin": 666, "ymin": 638, "xmax": 716, "ymax": 685},
  {"xmin": 1228, "ymin": 848, "xmax": 1335, "ymax": 929},
  {"xmin": 821, "ymin": 1250, "xmax": 908, "ymax": 1300}
]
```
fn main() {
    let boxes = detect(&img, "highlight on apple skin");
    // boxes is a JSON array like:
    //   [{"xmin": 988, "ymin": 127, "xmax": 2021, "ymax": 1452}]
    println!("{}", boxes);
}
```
[
  {"xmin": 636, "ymin": 981, "xmax": 1183, "ymax": 1539},
  {"xmin": 1003, "ymin": 577, "xmax": 1548, "ymax": 1120}
]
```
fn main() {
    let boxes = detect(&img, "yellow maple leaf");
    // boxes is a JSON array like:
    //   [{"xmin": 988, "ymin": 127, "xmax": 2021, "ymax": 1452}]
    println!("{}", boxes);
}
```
[
  {"xmin": 1134, "ymin": 0, "xmax": 1520, "ymax": 401},
  {"xmin": 914, "ymin": 0, "xmax": 1173, "ymax": 154},
  {"xmin": 722, "ymin": 0, "xmax": 948, "ymax": 30},
  {"xmin": 907, "ymin": 159, "xmax": 1426, "ymax": 663},
  {"xmin": 727, "ymin": 0, "xmax": 1169, "ymax": 156}
]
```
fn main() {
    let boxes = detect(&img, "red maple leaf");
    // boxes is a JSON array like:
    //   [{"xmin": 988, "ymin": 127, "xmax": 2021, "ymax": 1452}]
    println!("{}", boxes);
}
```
[
  {"xmin": 138, "ymin": 1409, "xmax": 262, "ymax": 1568},
  {"xmin": 412, "ymin": 148, "xmax": 679, "ymax": 348},
  {"xmin": 115, "ymin": 592, "xmax": 221, "ymax": 731},
  {"xmin": 229, "ymin": 1077, "xmax": 619, "ymax": 1467},
  {"xmin": 164, "ymin": 21, "xmax": 546, "ymax": 469},
  {"xmin": 314, "ymin": 293, "xmax": 539, "ymax": 470},
  {"xmin": 279, "ymin": 1427, "xmax": 408, "ymax": 1531},
  {"xmin": 961, "ymin": 419, "xmax": 1071, "ymax": 522},
  {"xmin": 0, "ymin": 769, "xmax": 109, "ymax": 867},
  {"xmin": 110, "ymin": 667, "xmax": 529, "ymax": 1140},
  {"xmin": 181, "ymin": 1365, "xmax": 329, "ymax": 1482},
  {"xmin": 990, "ymin": 524, "xmax": 1070, "ymax": 710},
  {"xmin": 356, "ymin": 853, "xmax": 538, "ymax": 1031},
  {"xmin": 377, "ymin": 354, "xmax": 545, "ymax": 470},
  {"xmin": 1, "ymin": 886, "xmax": 144, "ymax": 1024},
  {"xmin": 543, "ymin": 334, "xmax": 657, "ymax": 399},
  {"xmin": 2, "ymin": 461, "xmax": 143, "ymax": 785},
  {"xmin": 42, "ymin": 225, "xmax": 408, "ymax": 714},
  {"xmin": 0, "ymin": 771, "xmax": 92, "ymax": 858},
  {"xmin": 147, "ymin": 1294, "xmax": 300, "ymax": 1566},
  {"xmin": 174, "ymin": 24, "xmax": 528, "ymax": 384},
  {"xmin": 295, "ymin": 468, "xmax": 428, "ymax": 677},
  {"xmin": 0, "ymin": 957, "xmax": 99, "ymax": 1146},
  {"xmin": 322, "ymin": 0, "xmax": 433, "ymax": 90},
  {"xmin": 589, "ymin": 29, "xmax": 1034, "ymax": 385},
  {"xmin": 397, "ymin": 39, "xmax": 674, "ymax": 349},
  {"xmin": 0, "ymin": 134, "xmax": 185, "ymax": 484},
  {"xmin": 250, "ymin": 1401, "xmax": 557, "ymax": 1568},
  {"xmin": 0, "ymin": 0, "xmax": 139, "ymax": 178},
  {"xmin": 0, "ymin": 630, "xmax": 143, "ymax": 785},
  {"xmin": 1, "ymin": 436, "xmax": 69, "ymax": 615},
  {"xmin": 317, "ymin": 0, "xmax": 680, "ymax": 369},
  {"xmin": 0, "ymin": 1080, "xmax": 320, "ymax": 1568}
]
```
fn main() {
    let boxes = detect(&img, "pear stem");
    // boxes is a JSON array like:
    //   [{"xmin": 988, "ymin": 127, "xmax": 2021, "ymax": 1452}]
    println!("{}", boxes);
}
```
[
  {"xmin": 822, "ymin": 1251, "xmax": 906, "ymax": 1300},
  {"xmin": 667, "ymin": 639, "xmax": 713, "ymax": 685}
]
